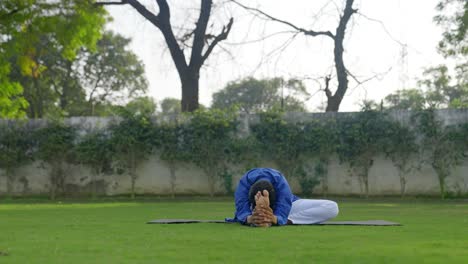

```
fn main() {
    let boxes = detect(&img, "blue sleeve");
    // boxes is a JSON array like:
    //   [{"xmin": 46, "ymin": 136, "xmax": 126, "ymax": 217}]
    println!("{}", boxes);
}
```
[
  {"xmin": 273, "ymin": 177, "xmax": 293, "ymax": 225},
  {"xmin": 233, "ymin": 176, "xmax": 252, "ymax": 224}
]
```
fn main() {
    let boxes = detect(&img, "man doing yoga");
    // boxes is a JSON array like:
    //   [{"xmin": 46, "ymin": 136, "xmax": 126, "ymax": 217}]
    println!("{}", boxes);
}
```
[{"xmin": 226, "ymin": 168, "xmax": 339, "ymax": 226}]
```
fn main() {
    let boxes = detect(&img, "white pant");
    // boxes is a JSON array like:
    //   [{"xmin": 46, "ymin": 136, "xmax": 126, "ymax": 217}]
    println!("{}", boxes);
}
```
[{"xmin": 288, "ymin": 199, "xmax": 339, "ymax": 224}]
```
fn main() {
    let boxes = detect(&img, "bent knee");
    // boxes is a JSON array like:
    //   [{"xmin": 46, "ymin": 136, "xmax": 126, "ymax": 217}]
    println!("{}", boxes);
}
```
[{"xmin": 325, "ymin": 201, "xmax": 339, "ymax": 218}]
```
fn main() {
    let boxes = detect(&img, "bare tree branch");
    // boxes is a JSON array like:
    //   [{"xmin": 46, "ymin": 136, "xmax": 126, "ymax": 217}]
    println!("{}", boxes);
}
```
[
  {"xmin": 213, "ymin": 43, "xmax": 236, "ymax": 62},
  {"xmin": 324, "ymin": 75, "xmax": 332, "ymax": 99},
  {"xmin": 224, "ymin": 30, "xmax": 297, "ymax": 46},
  {"xmin": 248, "ymin": 32, "xmax": 299, "ymax": 76},
  {"xmin": 97, "ymin": 0, "xmax": 233, "ymax": 112},
  {"xmin": 128, "ymin": 0, "xmax": 161, "ymax": 27},
  {"xmin": 230, "ymin": 0, "xmax": 359, "ymax": 112},
  {"xmin": 347, "ymin": 67, "xmax": 393, "ymax": 93},
  {"xmin": 179, "ymin": 28, "xmax": 196, "ymax": 48},
  {"xmin": 230, "ymin": 0, "xmax": 335, "ymax": 39},
  {"xmin": 325, "ymin": 0, "xmax": 357, "ymax": 111},
  {"xmin": 96, "ymin": 0, "xmax": 160, "ymax": 26},
  {"xmin": 201, "ymin": 17, "xmax": 234, "ymax": 64},
  {"xmin": 190, "ymin": 0, "xmax": 213, "ymax": 68},
  {"xmin": 93, "ymin": 0, "xmax": 128, "ymax": 6},
  {"xmin": 356, "ymin": 12, "xmax": 406, "ymax": 47}
]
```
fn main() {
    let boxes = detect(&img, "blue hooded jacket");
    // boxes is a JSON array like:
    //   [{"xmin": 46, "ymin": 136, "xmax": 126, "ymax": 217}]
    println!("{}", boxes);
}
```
[{"xmin": 226, "ymin": 168, "xmax": 299, "ymax": 225}]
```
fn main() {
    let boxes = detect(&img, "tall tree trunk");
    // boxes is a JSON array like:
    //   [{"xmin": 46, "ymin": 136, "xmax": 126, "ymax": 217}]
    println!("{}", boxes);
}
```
[
  {"xmin": 97, "ymin": 0, "xmax": 233, "ymax": 112},
  {"xmin": 25, "ymin": 82, "xmax": 36, "ymax": 118},
  {"xmin": 398, "ymin": 169, "xmax": 406, "ymax": 198},
  {"xmin": 59, "ymin": 60, "xmax": 74, "ymax": 111},
  {"xmin": 6, "ymin": 169, "xmax": 14, "ymax": 198},
  {"xmin": 433, "ymin": 163, "xmax": 447, "ymax": 199},
  {"xmin": 34, "ymin": 77, "xmax": 44, "ymax": 118},
  {"xmin": 50, "ymin": 162, "xmax": 65, "ymax": 200},
  {"xmin": 325, "ymin": 97, "xmax": 342, "ymax": 112},
  {"xmin": 206, "ymin": 167, "xmax": 216, "ymax": 197},
  {"xmin": 169, "ymin": 163, "xmax": 176, "ymax": 198},
  {"xmin": 231, "ymin": 0, "xmax": 355, "ymax": 112},
  {"xmin": 319, "ymin": 157, "xmax": 330, "ymax": 197},
  {"xmin": 28, "ymin": 77, "xmax": 44, "ymax": 118},
  {"xmin": 358, "ymin": 164, "xmax": 370, "ymax": 199},
  {"xmin": 181, "ymin": 72, "xmax": 200, "ymax": 112},
  {"xmin": 438, "ymin": 175, "xmax": 446, "ymax": 199},
  {"xmin": 130, "ymin": 151, "xmax": 136, "ymax": 199},
  {"xmin": 131, "ymin": 172, "xmax": 136, "ymax": 199},
  {"xmin": 50, "ymin": 165, "xmax": 58, "ymax": 201},
  {"xmin": 91, "ymin": 170, "xmax": 97, "ymax": 199},
  {"xmin": 435, "ymin": 168, "xmax": 446, "ymax": 200},
  {"xmin": 208, "ymin": 174, "xmax": 215, "ymax": 197},
  {"xmin": 325, "ymin": 0, "xmax": 355, "ymax": 112},
  {"xmin": 325, "ymin": 35, "xmax": 347, "ymax": 112}
]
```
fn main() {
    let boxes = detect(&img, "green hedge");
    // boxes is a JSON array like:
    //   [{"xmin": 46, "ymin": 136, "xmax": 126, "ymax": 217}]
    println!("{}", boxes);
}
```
[{"xmin": 0, "ymin": 109, "xmax": 467, "ymax": 199}]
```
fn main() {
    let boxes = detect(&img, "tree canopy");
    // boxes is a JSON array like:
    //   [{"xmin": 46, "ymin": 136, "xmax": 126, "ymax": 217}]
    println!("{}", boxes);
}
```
[
  {"xmin": 96, "ymin": 0, "xmax": 234, "ymax": 112},
  {"xmin": 160, "ymin": 98, "xmax": 182, "ymax": 115},
  {"xmin": 212, "ymin": 77, "xmax": 308, "ymax": 113},
  {"xmin": 0, "ymin": 0, "xmax": 108, "ymax": 118},
  {"xmin": 6, "ymin": 29, "xmax": 148, "ymax": 117},
  {"xmin": 434, "ymin": 0, "xmax": 467, "ymax": 58}
]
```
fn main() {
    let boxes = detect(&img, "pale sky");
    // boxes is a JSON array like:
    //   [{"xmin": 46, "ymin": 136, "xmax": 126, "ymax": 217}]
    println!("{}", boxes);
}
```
[{"xmin": 105, "ymin": 0, "xmax": 446, "ymax": 112}]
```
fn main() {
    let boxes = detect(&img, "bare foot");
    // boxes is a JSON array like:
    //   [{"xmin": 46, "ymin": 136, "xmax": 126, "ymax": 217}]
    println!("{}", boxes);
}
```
[
  {"xmin": 253, "ymin": 190, "xmax": 271, "ymax": 227},
  {"xmin": 255, "ymin": 190, "xmax": 269, "ymax": 209}
]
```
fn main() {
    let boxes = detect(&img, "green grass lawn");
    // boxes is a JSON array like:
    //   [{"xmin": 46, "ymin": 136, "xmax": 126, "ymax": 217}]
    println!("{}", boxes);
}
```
[{"xmin": 0, "ymin": 198, "xmax": 467, "ymax": 263}]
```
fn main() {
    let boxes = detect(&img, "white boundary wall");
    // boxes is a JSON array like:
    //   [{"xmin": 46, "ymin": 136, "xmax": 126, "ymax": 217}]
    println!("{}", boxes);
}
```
[{"xmin": 1, "ymin": 109, "xmax": 467, "ymax": 197}]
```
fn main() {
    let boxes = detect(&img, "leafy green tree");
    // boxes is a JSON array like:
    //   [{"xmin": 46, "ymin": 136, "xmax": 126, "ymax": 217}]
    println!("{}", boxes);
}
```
[
  {"xmin": 124, "ymin": 96, "xmax": 157, "ymax": 117},
  {"xmin": 413, "ymin": 110, "xmax": 466, "ymax": 199},
  {"xmin": 384, "ymin": 89, "xmax": 426, "ymax": 110},
  {"xmin": 337, "ymin": 111, "xmax": 393, "ymax": 198},
  {"xmin": 75, "ymin": 130, "xmax": 113, "ymax": 198},
  {"xmin": 97, "ymin": 0, "xmax": 234, "ymax": 112},
  {"xmin": 0, "ymin": 64, "xmax": 28, "ymax": 118},
  {"xmin": 212, "ymin": 77, "xmax": 308, "ymax": 114},
  {"xmin": 359, "ymin": 99, "xmax": 383, "ymax": 112},
  {"xmin": 0, "ymin": 123, "xmax": 34, "ymax": 197},
  {"xmin": 450, "ymin": 62, "xmax": 468, "ymax": 108},
  {"xmin": 414, "ymin": 1, "xmax": 468, "ymax": 110},
  {"xmin": 303, "ymin": 119, "xmax": 339, "ymax": 196},
  {"xmin": 250, "ymin": 111, "xmax": 338, "ymax": 196},
  {"xmin": 109, "ymin": 111, "xmax": 154, "ymax": 199},
  {"xmin": 35, "ymin": 122, "xmax": 77, "ymax": 200},
  {"xmin": 0, "ymin": 0, "xmax": 107, "ymax": 118},
  {"xmin": 80, "ymin": 31, "xmax": 148, "ymax": 115},
  {"xmin": 7, "ymin": 36, "xmax": 84, "ymax": 118},
  {"xmin": 384, "ymin": 75, "xmax": 467, "ymax": 110},
  {"xmin": 0, "ymin": 1, "xmax": 30, "ymax": 118},
  {"xmin": 160, "ymin": 98, "xmax": 182, "ymax": 115},
  {"xmin": 8, "ymin": 30, "xmax": 148, "ymax": 117},
  {"xmin": 153, "ymin": 121, "xmax": 188, "ymax": 197},
  {"xmin": 228, "ymin": 136, "xmax": 262, "ymax": 175},
  {"xmin": 184, "ymin": 108, "xmax": 238, "ymax": 196},
  {"xmin": 419, "ymin": 65, "xmax": 468, "ymax": 109},
  {"xmin": 384, "ymin": 121, "xmax": 419, "ymax": 197},
  {"xmin": 434, "ymin": 0, "xmax": 467, "ymax": 58},
  {"xmin": 250, "ymin": 111, "xmax": 309, "ymax": 185}
]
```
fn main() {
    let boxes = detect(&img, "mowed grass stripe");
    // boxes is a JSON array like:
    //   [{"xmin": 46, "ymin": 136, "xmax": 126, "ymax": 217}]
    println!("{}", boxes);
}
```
[{"xmin": 0, "ymin": 200, "xmax": 467, "ymax": 263}]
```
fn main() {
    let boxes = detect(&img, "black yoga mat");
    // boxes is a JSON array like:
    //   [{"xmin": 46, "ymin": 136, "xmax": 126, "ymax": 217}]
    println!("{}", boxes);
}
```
[{"xmin": 147, "ymin": 219, "xmax": 401, "ymax": 226}]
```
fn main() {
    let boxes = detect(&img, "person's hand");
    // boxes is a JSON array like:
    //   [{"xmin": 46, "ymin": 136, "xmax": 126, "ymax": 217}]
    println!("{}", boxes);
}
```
[
  {"xmin": 250, "ymin": 207, "xmax": 271, "ymax": 227},
  {"xmin": 250, "ymin": 190, "xmax": 277, "ymax": 227},
  {"xmin": 255, "ymin": 205, "xmax": 277, "ymax": 225}
]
